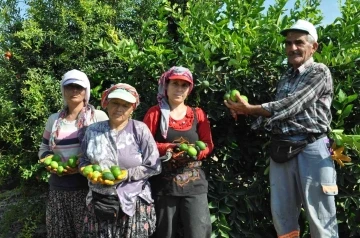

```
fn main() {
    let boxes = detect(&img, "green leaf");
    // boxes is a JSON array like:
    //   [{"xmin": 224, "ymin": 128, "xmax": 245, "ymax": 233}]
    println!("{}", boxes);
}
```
[
  {"xmin": 219, "ymin": 204, "xmax": 231, "ymax": 214},
  {"xmin": 344, "ymin": 94, "xmax": 358, "ymax": 104},
  {"xmin": 210, "ymin": 214, "xmax": 217, "ymax": 223},
  {"xmin": 337, "ymin": 89, "xmax": 346, "ymax": 103},
  {"xmin": 219, "ymin": 229, "xmax": 229, "ymax": 238},
  {"xmin": 208, "ymin": 201, "xmax": 218, "ymax": 209},
  {"xmin": 339, "ymin": 104, "xmax": 354, "ymax": 120}
]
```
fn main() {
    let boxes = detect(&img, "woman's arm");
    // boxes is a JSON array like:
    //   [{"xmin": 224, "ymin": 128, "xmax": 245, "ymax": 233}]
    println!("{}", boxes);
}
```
[
  {"xmin": 78, "ymin": 127, "xmax": 93, "ymax": 169},
  {"xmin": 195, "ymin": 107, "xmax": 214, "ymax": 160},
  {"xmin": 38, "ymin": 114, "xmax": 57, "ymax": 159},
  {"xmin": 143, "ymin": 105, "xmax": 174, "ymax": 155},
  {"xmin": 127, "ymin": 122, "xmax": 161, "ymax": 181}
]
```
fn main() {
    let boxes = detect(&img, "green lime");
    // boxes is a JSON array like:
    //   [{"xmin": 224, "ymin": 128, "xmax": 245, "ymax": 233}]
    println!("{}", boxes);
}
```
[
  {"xmin": 223, "ymin": 93, "xmax": 231, "ymax": 101},
  {"xmin": 67, "ymin": 155, "xmax": 78, "ymax": 168},
  {"xmin": 57, "ymin": 166, "xmax": 64, "ymax": 175},
  {"xmin": 179, "ymin": 143, "xmax": 189, "ymax": 151},
  {"xmin": 202, "ymin": 80, "xmax": 210, "ymax": 88},
  {"xmin": 230, "ymin": 89, "xmax": 240, "ymax": 102},
  {"xmin": 92, "ymin": 164, "xmax": 102, "ymax": 172},
  {"xmin": 102, "ymin": 171, "xmax": 115, "ymax": 181},
  {"xmin": 44, "ymin": 157, "xmax": 52, "ymax": 166},
  {"xmin": 52, "ymin": 154, "xmax": 61, "ymax": 162},
  {"xmin": 50, "ymin": 161, "xmax": 58, "ymax": 169},
  {"xmin": 110, "ymin": 165, "xmax": 121, "ymax": 177},
  {"xmin": 112, "ymin": 168, "xmax": 121, "ymax": 178},
  {"xmin": 241, "ymin": 95, "xmax": 248, "ymax": 102},
  {"xmin": 92, "ymin": 171, "xmax": 102, "ymax": 179},
  {"xmin": 187, "ymin": 146, "xmax": 198, "ymax": 156},
  {"xmin": 82, "ymin": 165, "xmax": 93, "ymax": 176},
  {"xmin": 195, "ymin": 141, "xmax": 207, "ymax": 150}
]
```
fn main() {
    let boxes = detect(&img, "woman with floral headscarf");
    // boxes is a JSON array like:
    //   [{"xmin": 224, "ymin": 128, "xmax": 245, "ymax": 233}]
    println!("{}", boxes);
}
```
[
  {"xmin": 143, "ymin": 66, "xmax": 214, "ymax": 238},
  {"xmin": 79, "ymin": 83, "xmax": 161, "ymax": 238},
  {"xmin": 38, "ymin": 69, "xmax": 108, "ymax": 238}
]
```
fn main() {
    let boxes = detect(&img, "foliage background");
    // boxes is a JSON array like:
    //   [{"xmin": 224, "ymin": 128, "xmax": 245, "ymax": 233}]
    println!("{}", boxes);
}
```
[{"xmin": 0, "ymin": 0, "xmax": 359, "ymax": 237}]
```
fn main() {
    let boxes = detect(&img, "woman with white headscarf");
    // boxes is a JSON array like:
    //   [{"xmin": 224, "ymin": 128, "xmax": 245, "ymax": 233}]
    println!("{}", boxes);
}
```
[
  {"xmin": 143, "ymin": 66, "xmax": 214, "ymax": 238},
  {"xmin": 38, "ymin": 69, "xmax": 108, "ymax": 238},
  {"xmin": 79, "ymin": 83, "xmax": 161, "ymax": 237}
]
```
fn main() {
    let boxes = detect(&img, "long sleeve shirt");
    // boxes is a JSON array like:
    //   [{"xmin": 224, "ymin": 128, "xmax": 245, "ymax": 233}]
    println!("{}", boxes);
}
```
[
  {"xmin": 38, "ymin": 109, "xmax": 108, "ymax": 191},
  {"xmin": 252, "ymin": 58, "xmax": 333, "ymax": 135},
  {"xmin": 143, "ymin": 105, "xmax": 214, "ymax": 159},
  {"xmin": 79, "ymin": 119, "xmax": 161, "ymax": 216}
]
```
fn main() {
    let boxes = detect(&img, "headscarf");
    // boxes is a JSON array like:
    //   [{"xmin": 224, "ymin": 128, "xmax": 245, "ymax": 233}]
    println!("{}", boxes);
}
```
[
  {"xmin": 49, "ymin": 69, "xmax": 95, "ymax": 149},
  {"xmin": 101, "ymin": 83, "xmax": 140, "ymax": 109},
  {"xmin": 157, "ymin": 66, "xmax": 193, "ymax": 139}
]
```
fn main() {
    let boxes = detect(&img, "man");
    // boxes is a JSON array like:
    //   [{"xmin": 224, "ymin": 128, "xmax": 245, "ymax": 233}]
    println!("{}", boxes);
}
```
[{"xmin": 225, "ymin": 20, "xmax": 338, "ymax": 238}]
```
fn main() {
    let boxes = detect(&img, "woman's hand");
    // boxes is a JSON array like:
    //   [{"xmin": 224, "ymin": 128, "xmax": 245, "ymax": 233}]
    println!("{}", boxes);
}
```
[
  {"xmin": 88, "ymin": 169, "xmax": 129, "ymax": 186},
  {"xmin": 63, "ymin": 166, "xmax": 79, "ymax": 175}
]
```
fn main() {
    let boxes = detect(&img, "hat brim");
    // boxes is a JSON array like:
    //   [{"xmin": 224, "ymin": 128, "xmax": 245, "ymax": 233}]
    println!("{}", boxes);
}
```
[
  {"xmin": 63, "ymin": 79, "xmax": 87, "ymax": 88},
  {"xmin": 108, "ymin": 89, "xmax": 137, "ymax": 103},
  {"xmin": 280, "ymin": 28, "xmax": 310, "ymax": 37},
  {"xmin": 168, "ymin": 75, "xmax": 192, "ymax": 84}
]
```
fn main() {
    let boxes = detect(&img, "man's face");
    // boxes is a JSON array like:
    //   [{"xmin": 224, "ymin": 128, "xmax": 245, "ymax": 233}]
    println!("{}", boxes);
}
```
[{"xmin": 284, "ymin": 31, "xmax": 318, "ymax": 69}]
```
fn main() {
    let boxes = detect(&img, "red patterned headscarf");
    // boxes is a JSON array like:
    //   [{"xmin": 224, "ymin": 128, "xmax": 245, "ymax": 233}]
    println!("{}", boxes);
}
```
[
  {"xmin": 101, "ymin": 83, "xmax": 140, "ymax": 109},
  {"xmin": 157, "ymin": 66, "xmax": 193, "ymax": 139}
]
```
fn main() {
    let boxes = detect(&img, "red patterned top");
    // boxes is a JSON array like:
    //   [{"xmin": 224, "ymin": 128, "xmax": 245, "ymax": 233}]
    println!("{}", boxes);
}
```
[{"xmin": 143, "ymin": 105, "xmax": 214, "ymax": 160}]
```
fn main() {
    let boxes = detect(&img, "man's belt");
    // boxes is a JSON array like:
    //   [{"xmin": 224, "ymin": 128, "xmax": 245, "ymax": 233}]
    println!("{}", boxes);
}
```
[
  {"xmin": 307, "ymin": 133, "xmax": 327, "ymax": 143},
  {"xmin": 272, "ymin": 133, "xmax": 327, "ymax": 144}
]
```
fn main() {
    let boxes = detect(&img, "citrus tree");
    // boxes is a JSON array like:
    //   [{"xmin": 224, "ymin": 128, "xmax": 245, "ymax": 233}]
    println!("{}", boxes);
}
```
[{"xmin": 0, "ymin": 0, "xmax": 359, "ymax": 237}]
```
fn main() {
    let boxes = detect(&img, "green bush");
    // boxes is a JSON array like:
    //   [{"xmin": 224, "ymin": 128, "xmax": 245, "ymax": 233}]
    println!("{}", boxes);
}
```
[{"xmin": 0, "ymin": 0, "xmax": 359, "ymax": 237}]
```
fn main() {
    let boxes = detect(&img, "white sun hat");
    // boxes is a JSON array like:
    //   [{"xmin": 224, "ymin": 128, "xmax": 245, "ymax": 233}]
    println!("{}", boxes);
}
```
[
  {"xmin": 280, "ymin": 19, "xmax": 318, "ymax": 42},
  {"xmin": 108, "ymin": 88, "xmax": 137, "ymax": 103}
]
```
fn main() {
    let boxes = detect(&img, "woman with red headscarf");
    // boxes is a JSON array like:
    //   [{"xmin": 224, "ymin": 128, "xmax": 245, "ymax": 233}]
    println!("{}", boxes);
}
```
[
  {"xmin": 79, "ymin": 83, "xmax": 161, "ymax": 237},
  {"xmin": 143, "ymin": 66, "xmax": 214, "ymax": 238}
]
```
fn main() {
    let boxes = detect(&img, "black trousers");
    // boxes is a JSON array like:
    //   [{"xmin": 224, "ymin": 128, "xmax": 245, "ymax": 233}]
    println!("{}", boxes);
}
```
[{"xmin": 152, "ymin": 193, "xmax": 211, "ymax": 238}]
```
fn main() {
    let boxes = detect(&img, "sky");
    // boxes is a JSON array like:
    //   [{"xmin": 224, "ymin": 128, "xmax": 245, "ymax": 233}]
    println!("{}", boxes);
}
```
[
  {"xmin": 263, "ymin": 0, "xmax": 342, "ymax": 25},
  {"xmin": 17, "ymin": 0, "xmax": 341, "ymax": 26}
]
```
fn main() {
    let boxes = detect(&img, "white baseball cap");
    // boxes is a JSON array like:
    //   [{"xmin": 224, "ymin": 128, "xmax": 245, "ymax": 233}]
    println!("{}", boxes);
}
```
[
  {"xmin": 280, "ymin": 19, "xmax": 318, "ymax": 42},
  {"xmin": 62, "ymin": 69, "xmax": 89, "ymax": 88},
  {"xmin": 108, "ymin": 88, "xmax": 136, "ymax": 103}
]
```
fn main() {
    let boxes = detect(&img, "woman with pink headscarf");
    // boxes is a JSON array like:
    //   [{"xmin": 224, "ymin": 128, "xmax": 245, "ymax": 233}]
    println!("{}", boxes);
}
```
[
  {"xmin": 38, "ymin": 69, "xmax": 108, "ymax": 238},
  {"xmin": 143, "ymin": 66, "xmax": 214, "ymax": 238},
  {"xmin": 79, "ymin": 83, "xmax": 161, "ymax": 237}
]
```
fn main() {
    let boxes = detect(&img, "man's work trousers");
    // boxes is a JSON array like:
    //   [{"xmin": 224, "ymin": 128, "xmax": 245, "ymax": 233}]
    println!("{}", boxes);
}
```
[{"xmin": 270, "ymin": 136, "xmax": 338, "ymax": 238}]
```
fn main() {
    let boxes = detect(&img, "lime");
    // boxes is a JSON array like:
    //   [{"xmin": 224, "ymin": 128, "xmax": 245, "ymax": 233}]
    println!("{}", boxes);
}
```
[
  {"xmin": 82, "ymin": 165, "xmax": 93, "ymax": 176},
  {"xmin": 116, "ymin": 170, "xmax": 128, "ymax": 180},
  {"xmin": 57, "ymin": 166, "xmax": 64, "ymax": 175},
  {"xmin": 44, "ymin": 157, "xmax": 52, "ymax": 166},
  {"xmin": 67, "ymin": 155, "xmax": 78, "ymax": 168},
  {"xmin": 187, "ymin": 146, "xmax": 198, "ymax": 156},
  {"xmin": 230, "ymin": 89, "xmax": 240, "ymax": 102},
  {"xmin": 50, "ymin": 161, "xmax": 58, "ymax": 170},
  {"xmin": 52, "ymin": 154, "xmax": 61, "ymax": 162},
  {"xmin": 111, "ymin": 166, "xmax": 121, "ymax": 178},
  {"xmin": 195, "ymin": 141, "xmax": 207, "ymax": 150},
  {"xmin": 202, "ymin": 80, "xmax": 210, "ymax": 88},
  {"xmin": 179, "ymin": 143, "xmax": 189, "ymax": 151},
  {"xmin": 92, "ymin": 171, "xmax": 102, "ymax": 180},
  {"xmin": 110, "ymin": 165, "xmax": 121, "ymax": 172},
  {"xmin": 102, "ymin": 172, "xmax": 115, "ymax": 181},
  {"xmin": 92, "ymin": 164, "xmax": 102, "ymax": 172},
  {"xmin": 241, "ymin": 95, "xmax": 248, "ymax": 102},
  {"xmin": 223, "ymin": 93, "xmax": 231, "ymax": 101}
]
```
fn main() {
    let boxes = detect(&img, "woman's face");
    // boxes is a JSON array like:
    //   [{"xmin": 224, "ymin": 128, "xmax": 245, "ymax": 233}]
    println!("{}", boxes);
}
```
[
  {"xmin": 63, "ymin": 83, "xmax": 86, "ymax": 106},
  {"xmin": 166, "ymin": 79, "xmax": 190, "ymax": 105},
  {"xmin": 107, "ymin": 98, "xmax": 134, "ymax": 124}
]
